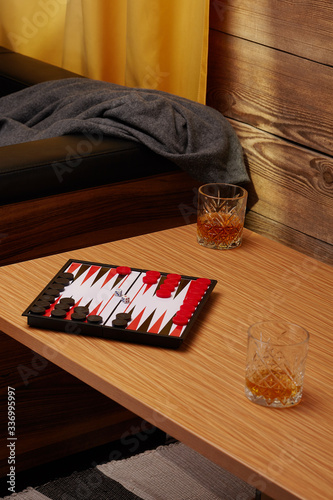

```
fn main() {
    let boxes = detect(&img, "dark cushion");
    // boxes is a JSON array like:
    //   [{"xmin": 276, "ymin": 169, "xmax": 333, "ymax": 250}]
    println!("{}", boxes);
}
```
[
  {"xmin": 0, "ymin": 48, "xmax": 82, "ymax": 97},
  {"xmin": 0, "ymin": 47, "xmax": 179, "ymax": 205}
]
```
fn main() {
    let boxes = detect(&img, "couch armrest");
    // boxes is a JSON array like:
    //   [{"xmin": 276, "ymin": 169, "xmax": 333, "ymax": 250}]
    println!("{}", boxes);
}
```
[
  {"xmin": 0, "ymin": 47, "xmax": 81, "ymax": 96},
  {"xmin": 0, "ymin": 135, "xmax": 179, "ymax": 205}
]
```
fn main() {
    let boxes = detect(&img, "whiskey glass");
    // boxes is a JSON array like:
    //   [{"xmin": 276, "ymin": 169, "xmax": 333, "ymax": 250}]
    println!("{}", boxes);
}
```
[
  {"xmin": 197, "ymin": 183, "xmax": 248, "ymax": 250},
  {"xmin": 245, "ymin": 320, "xmax": 309, "ymax": 408}
]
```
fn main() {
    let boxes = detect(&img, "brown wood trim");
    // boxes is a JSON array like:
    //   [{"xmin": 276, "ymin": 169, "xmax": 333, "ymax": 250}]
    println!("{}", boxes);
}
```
[{"xmin": 0, "ymin": 171, "xmax": 199, "ymax": 266}]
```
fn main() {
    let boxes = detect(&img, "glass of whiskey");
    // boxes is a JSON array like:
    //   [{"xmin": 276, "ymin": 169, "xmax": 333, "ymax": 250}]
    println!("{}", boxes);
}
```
[
  {"xmin": 245, "ymin": 320, "xmax": 310, "ymax": 408},
  {"xmin": 197, "ymin": 183, "xmax": 248, "ymax": 250}
]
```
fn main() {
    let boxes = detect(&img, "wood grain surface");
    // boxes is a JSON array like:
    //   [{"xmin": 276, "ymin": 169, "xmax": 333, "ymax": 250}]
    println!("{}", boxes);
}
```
[
  {"xmin": 207, "ymin": 3, "xmax": 333, "ymax": 262},
  {"xmin": 0, "ymin": 225, "xmax": 332, "ymax": 500},
  {"xmin": 209, "ymin": 0, "xmax": 333, "ymax": 66},
  {"xmin": 245, "ymin": 211, "xmax": 333, "ymax": 267},
  {"xmin": 0, "ymin": 171, "xmax": 199, "ymax": 266},
  {"xmin": 230, "ymin": 120, "xmax": 333, "ymax": 246},
  {"xmin": 207, "ymin": 31, "xmax": 333, "ymax": 156}
]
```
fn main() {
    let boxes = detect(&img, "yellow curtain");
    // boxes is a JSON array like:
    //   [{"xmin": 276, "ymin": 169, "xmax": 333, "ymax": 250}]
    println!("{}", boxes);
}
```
[{"xmin": 0, "ymin": 0, "xmax": 209, "ymax": 103}]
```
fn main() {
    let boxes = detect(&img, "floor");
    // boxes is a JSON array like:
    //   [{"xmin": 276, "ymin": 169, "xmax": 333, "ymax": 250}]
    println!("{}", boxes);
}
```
[
  {"xmin": 0, "ymin": 427, "xmax": 169, "ymax": 497},
  {"xmin": 0, "ymin": 430, "xmax": 264, "ymax": 499}
]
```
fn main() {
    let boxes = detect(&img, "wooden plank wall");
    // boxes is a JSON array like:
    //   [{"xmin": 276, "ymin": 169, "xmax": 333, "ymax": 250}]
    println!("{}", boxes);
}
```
[{"xmin": 207, "ymin": 0, "xmax": 333, "ymax": 265}]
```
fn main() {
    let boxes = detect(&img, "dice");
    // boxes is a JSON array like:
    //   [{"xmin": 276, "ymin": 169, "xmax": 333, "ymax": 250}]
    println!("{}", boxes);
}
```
[{"xmin": 114, "ymin": 288, "xmax": 123, "ymax": 297}]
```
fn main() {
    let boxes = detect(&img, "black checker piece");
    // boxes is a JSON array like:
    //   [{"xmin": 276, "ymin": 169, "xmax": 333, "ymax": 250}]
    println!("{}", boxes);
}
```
[
  {"xmin": 30, "ymin": 306, "xmax": 46, "ymax": 315},
  {"xmin": 87, "ymin": 315, "xmax": 103, "ymax": 324},
  {"xmin": 71, "ymin": 312, "xmax": 86, "ymax": 321},
  {"xmin": 74, "ymin": 306, "xmax": 89, "ymax": 315},
  {"xmin": 54, "ymin": 303, "xmax": 70, "ymax": 312},
  {"xmin": 60, "ymin": 297, "xmax": 75, "ymax": 307},
  {"xmin": 112, "ymin": 318, "xmax": 128, "ymax": 328},
  {"xmin": 51, "ymin": 309, "xmax": 67, "ymax": 319}
]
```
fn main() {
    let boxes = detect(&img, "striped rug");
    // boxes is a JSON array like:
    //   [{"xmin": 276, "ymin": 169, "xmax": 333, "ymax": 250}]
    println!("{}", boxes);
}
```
[{"xmin": 2, "ymin": 442, "xmax": 255, "ymax": 500}]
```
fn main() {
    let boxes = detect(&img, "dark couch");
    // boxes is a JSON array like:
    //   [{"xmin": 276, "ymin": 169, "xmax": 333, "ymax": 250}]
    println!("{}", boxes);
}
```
[{"xmin": 0, "ymin": 47, "xmax": 199, "ymax": 265}]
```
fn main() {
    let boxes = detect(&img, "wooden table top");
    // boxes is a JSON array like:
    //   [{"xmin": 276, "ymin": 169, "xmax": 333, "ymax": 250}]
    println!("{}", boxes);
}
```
[{"xmin": 0, "ymin": 225, "xmax": 332, "ymax": 500}]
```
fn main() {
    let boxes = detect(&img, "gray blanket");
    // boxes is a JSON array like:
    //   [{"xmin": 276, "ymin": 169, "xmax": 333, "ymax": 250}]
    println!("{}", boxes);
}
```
[{"xmin": 0, "ymin": 77, "xmax": 249, "ymax": 184}]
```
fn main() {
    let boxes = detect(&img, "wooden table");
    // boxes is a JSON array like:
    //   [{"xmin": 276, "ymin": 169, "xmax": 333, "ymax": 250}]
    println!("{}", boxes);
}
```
[{"xmin": 0, "ymin": 225, "xmax": 332, "ymax": 500}]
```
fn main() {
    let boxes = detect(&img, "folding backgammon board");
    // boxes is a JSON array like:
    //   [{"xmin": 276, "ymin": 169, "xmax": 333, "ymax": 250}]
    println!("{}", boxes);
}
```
[{"xmin": 23, "ymin": 259, "xmax": 217, "ymax": 348}]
